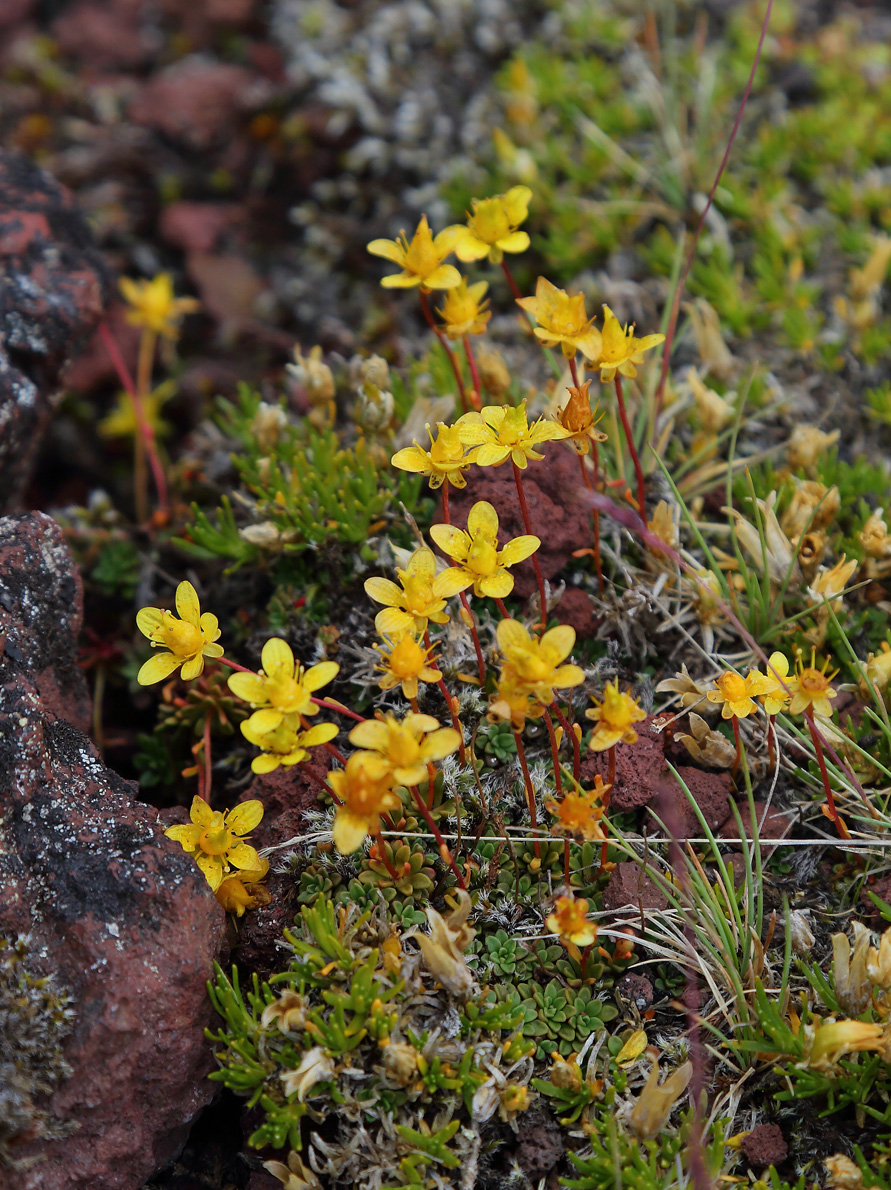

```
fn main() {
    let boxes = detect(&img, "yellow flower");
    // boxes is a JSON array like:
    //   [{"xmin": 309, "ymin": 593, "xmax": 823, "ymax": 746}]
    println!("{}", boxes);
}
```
[
  {"xmin": 555, "ymin": 381, "xmax": 608, "ymax": 455},
  {"xmin": 119, "ymin": 273, "xmax": 199, "ymax": 340},
  {"xmin": 215, "ymin": 858, "xmax": 270, "ymax": 917},
  {"xmin": 516, "ymin": 276, "xmax": 602, "ymax": 360},
  {"xmin": 365, "ymin": 546, "xmax": 458, "ymax": 635},
  {"xmin": 758, "ymin": 652, "xmax": 793, "ymax": 716},
  {"xmin": 546, "ymin": 895, "xmax": 597, "ymax": 948},
  {"xmin": 241, "ymin": 715, "xmax": 339, "ymax": 775},
  {"xmin": 585, "ymin": 680, "xmax": 646, "ymax": 750},
  {"xmin": 457, "ymin": 401, "xmax": 569, "ymax": 469},
  {"xmin": 496, "ymin": 619, "xmax": 585, "ymax": 707},
  {"xmin": 788, "ymin": 654, "xmax": 838, "ymax": 719},
  {"xmin": 99, "ymin": 380, "xmax": 175, "ymax": 441},
  {"xmin": 429, "ymin": 500, "xmax": 540, "ymax": 599},
  {"xmin": 227, "ymin": 638, "xmax": 339, "ymax": 734},
  {"xmin": 487, "ymin": 673, "xmax": 539, "ymax": 730},
  {"xmin": 136, "ymin": 580, "xmax": 223, "ymax": 685},
  {"xmin": 165, "ymin": 795, "xmax": 264, "ymax": 891},
  {"xmin": 329, "ymin": 752, "xmax": 402, "ymax": 854},
  {"xmin": 348, "ymin": 712, "xmax": 460, "ymax": 787},
  {"xmin": 390, "ymin": 422, "xmax": 472, "ymax": 490},
  {"xmin": 445, "ymin": 186, "xmax": 532, "ymax": 265},
  {"xmin": 366, "ymin": 215, "xmax": 462, "ymax": 290},
  {"xmin": 805, "ymin": 1018, "xmax": 885, "ymax": 1072},
  {"xmin": 707, "ymin": 669, "xmax": 775, "ymax": 720},
  {"xmin": 592, "ymin": 305, "xmax": 665, "ymax": 383},
  {"xmin": 546, "ymin": 777, "xmax": 608, "ymax": 842},
  {"xmin": 437, "ymin": 278, "xmax": 491, "ymax": 339},
  {"xmin": 374, "ymin": 632, "xmax": 443, "ymax": 701}
]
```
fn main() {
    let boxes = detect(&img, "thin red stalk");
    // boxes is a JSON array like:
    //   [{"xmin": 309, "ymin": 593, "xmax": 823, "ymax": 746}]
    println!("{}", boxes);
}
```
[
  {"xmin": 598, "ymin": 745, "xmax": 616, "ymax": 871},
  {"xmin": 577, "ymin": 451, "xmax": 604, "ymax": 595},
  {"xmin": 310, "ymin": 696, "xmax": 365, "ymax": 723},
  {"xmin": 215, "ymin": 656, "xmax": 253, "ymax": 674},
  {"xmin": 426, "ymin": 761, "xmax": 436, "ymax": 810},
  {"xmin": 768, "ymin": 713, "xmax": 776, "ymax": 768},
  {"xmin": 463, "ymin": 336, "xmax": 482, "ymax": 409},
  {"xmin": 501, "ymin": 259, "xmax": 524, "ymax": 301},
  {"xmin": 98, "ymin": 321, "xmax": 168, "ymax": 514},
  {"xmin": 654, "ymin": 0, "xmax": 775, "ymax": 419},
  {"xmin": 511, "ymin": 460, "xmax": 548, "ymax": 632},
  {"xmin": 418, "ymin": 290, "xmax": 469, "ymax": 413},
  {"xmin": 375, "ymin": 830, "xmax": 402, "ymax": 882},
  {"xmin": 544, "ymin": 709, "xmax": 569, "ymax": 884},
  {"xmin": 805, "ymin": 708, "xmax": 850, "ymax": 840},
  {"xmin": 409, "ymin": 784, "xmax": 466, "ymax": 889},
  {"xmin": 441, "ymin": 480, "xmax": 450, "ymax": 524},
  {"xmin": 494, "ymin": 597, "xmax": 510, "ymax": 619},
  {"xmin": 458, "ymin": 591, "xmax": 487, "ymax": 684},
  {"xmin": 614, "ymin": 374, "xmax": 646, "ymax": 515},
  {"xmin": 422, "ymin": 628, "xmax": 466, "ymax": 762},
  {"xmin": 322, "ymin": 740, "xmax": 347, "ymax": 766},
  {"xmin": 551, "ymin": 702, "xmax": 580, "ymax": 784},
  {"xmin": 513, "ymin": 728, "xmax": 541, "ymax": 858}
]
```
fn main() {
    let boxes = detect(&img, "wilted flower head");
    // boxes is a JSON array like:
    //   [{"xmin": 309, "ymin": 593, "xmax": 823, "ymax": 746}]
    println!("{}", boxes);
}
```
[
  {"xmin": 824, "ymin": 1154, "xmax": 865, "ymax": 1190},
  {"xmin": 726, "ymin": 492, "xmax": 800, "ymax": 588},
  {"xmin": 655, "ymin": 665, "xmax": 712, "ymax": 713},
  {"xmin": 805, "ymin": 1017, "xmax": 885, "ymax": 1072},
  {"xmin": 626, "ymin": 1059, "xmax": 692, "ymax": 1141},
  {"xmin": 261, "ymin": 989, "xmax": 308, "ymax": 1034},
  {"xmin": 675, "ymin": 712, "xmax": 737, "ymax": 768},
  {"xmin": 263, "ymin": 1149, "xmax": 322, "ymax": 1190},
  {"xmin": 782, "ymin": 479, "xmax": 841, "ymax": 540},
  {"xmin": 832, "ymin": 922, "xmax": 874, "ymax": 1016},
  {"xmin": 417, "ymin": 889, "xmax": 476, "ymax": 998},
  {"xmin": 280, "ymin": 1046, "xmax": 336, "ymax": 1101},
  {"xmin": 787, "ymin": 424, "xmax": 840, "ymax": 474},
  {"xmin": 861, "ymin": 510, "xmax": 891, "ymax": 558},
  {"xmin": 555, "ymin": 381, "xmax": 608, "ymax": 456},
  {"xmin": 215, "ymin": 858, "xmax": 270, "ymax": 917},
  {"xmin": 288, "ymin": 345, "xmax": 335, "ymax": 407}
]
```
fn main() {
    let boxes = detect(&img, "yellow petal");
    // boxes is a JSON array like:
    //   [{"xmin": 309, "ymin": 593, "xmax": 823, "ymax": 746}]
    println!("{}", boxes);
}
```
[
  {"xmin": 367, "ymin": 238, "xmax": 406, "ymax": 264},
  {"xmin": 302, "ymin": 722, "xmax": 339, "ymax": 746},
  {"xmin": 498, "ymin": 230, "xmax": 530, "ymax": 254},
  {"xmin": 423, "ymin": 264, "xmax": 462, "ymax": 289},
  {"xmin": 453, "ymin": 235, "xmax": 490, "ymax": 263},
  {"xmin": 196, "ymin": 853, "xmax": 225, "ymax": 891},
  {"xmin": 332, "ymin": 808, "xmax": 371, "ymax": 854},
  {"xmin": 381, "ymin": 272, "xmax": 421, "ymax": 288},
  {"xmin": 137, "ymin": 652, "xmax": 182, "ymax": 685},
  {"xmin": 467, "ymin": 500, "xmax": 498, "ymax": 539},
  {"xmin": 375, "ymin": 607, "xmax": 416, "ymax": 636},
  {"xmin": 175, "ymin": 581, "xmax": 201, "ymax": 626},
  {"xmin": 180, "ymin": 654, "xmax": 205, "ymax": 681},
  {"xmin": 247, "ymin": 708, "xmax": 285, "ymax": 734},
  {"xmin": 407, "ymin": 712, "xmax": 440, "ymax": 733},
  {"xmin": 227, "ymin": 842, "xmax": 262, "ymax": 870},
  {"xmin": 200, "ymin": 612, "xmax": 220, "ymax": 641},
  {"xmin": 349, "ymin": 719, "xmax": 390, "ymax": 751},
  {"xmin": 226, "ymin": 799, "xmax": 264, "ymax": 835},
  {"xmin": 616, "ymin": 1029, "xmax": 649, "ymax": 1067},
  {"xmin": 203, "ymin": 642, "xmax": 225, "ymax": 658},
  {"xmin": 499, "ymin": 535, "xmax": 540, "ymax": 566},
  {"xmin": 421, "ymin": 727, "xmax": 461, "ymax": 761},
  {"xmin": 136, "ymin": 607, "xmax": 165, "ymax": 638},
  {"xmin": 408, "ymin": 548, "xmax": 437, "ymax": 579},
  {"xmin": 478, "ymin": 570, "xmax": 514, "ymax": 599},
  {"xmin": 190, "ymin": 795, "xmax": 214, "ymax": 827},
  {"xmin": 496, "ymin": 618, "xmax": 531, "ymax": 653},
  {"xmin": 429, "ymin": 523, "xmax": 469, "ymax": 561},
  {"xmin": 473, "ymin": 443, "xmax": 510, "ymax": 468},
  {"xmin": 261, "ymin": 637, "xmax": 295, "ymax": 679},
  {"xmin": 552, "ymin": 664, "xmax": 585, "ymax": 689},
  {"xmin": 541, "ymin": 625, "xmax": 576, "ymax": 664},
  {"xmin": 165, "ymin": 824, "xmax": 201, "ymax": 851},
  {"xmin": 227, "ymin": 673, "xmax": 268, "ymax": 704},
  {"xmin": 364, "ymin": 576, "xmax": 404, "ymax": 607},
  {"xmin": 391, "ymin": 446, "xmax": 430, "ymax": 473},
  {"xmin": 303, "ymin": 661, "xmax": 339, "ymax": 693},
  {"xmin": 251, "ymin": 754, "xmax": 281, "ymax": 774},
  {"xmin": 434, "ymin": 567, "xmax": 474, "ymax": 597}
]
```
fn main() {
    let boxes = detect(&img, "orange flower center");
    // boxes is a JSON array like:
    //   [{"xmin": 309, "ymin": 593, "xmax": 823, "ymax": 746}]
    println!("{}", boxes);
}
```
[
  {"xmin": 199, "ymin": 812, "xmax": 233, "ymax": 856},
  {"xmin": 799, "ymin": 667, "xmax": 831, "ymax": 694},
  {"xmin": 718, "ymin": 672, "xmax": 748, "ymax": 703},
  {"xmin": 389, "ymin": 636, "xmax": 426, "ymax": 678}
]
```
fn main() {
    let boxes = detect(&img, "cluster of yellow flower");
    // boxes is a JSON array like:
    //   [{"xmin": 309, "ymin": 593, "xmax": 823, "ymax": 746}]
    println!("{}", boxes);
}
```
[{"xmin": 708, "ymin": 650, "xmax": 837, "ymax": 723}]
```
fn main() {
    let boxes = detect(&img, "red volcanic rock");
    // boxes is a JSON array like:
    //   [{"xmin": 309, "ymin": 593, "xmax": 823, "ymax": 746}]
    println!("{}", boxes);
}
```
[
  {"xmin": 648, "ymin": 765, "xmax": 732, "ymax": 839},
  {"xmin": 52, "ymin": 0, "xmax": 151, "ymax": 71},
  {"xmin": 0, "ymin": 513, "xmax": 91, "ymax": 735},
  {"xmin": 130, "ymin": 58, "xmax": 258, "ymax": 148},
  {"xmin": 0, "ymin": 151, "xmax": 106, "ymax": 512},
  {"xmin": 0, "ymin": 514, "xmax": 227, "ymax": 1190},
  {"xmin": 237, "ymin": 747, "xmax": 326, "ymax": 849},
  {"xmin": 159, "ymin": 202, "xmax": 245, "ymax": 254},
  {"xmin": 580, "ymin": 715, "xmax": 667, "ymax": 811},
  {"xmin": 448, "ymin": 441, "xmax": 592, "ymax": 599},
  {"xmin": 602, "ymin": 861, "xmax": 667, "ymax": 912},
  {"xmin": 718, "ymin": 802, "xmax": 793, "ymax": 850},
  {"xmin": 741, "ymin": 1124, "xmax": 788, "ymax": 1171},
  {"xmin": 555, "ymin": 585, "xmax": 598, "ymax": 640}
]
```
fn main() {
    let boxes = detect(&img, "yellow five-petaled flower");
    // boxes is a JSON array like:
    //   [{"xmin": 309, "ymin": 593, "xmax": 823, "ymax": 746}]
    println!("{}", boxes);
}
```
[
  {"xmin": 374, "ymin": 631, "xmax": 443, "ymax": 701},
  {"xmin": 586, "ymin": 680, "xmax": 646, "ymax": 750},
  {"xmin": 516, "ymin": 277, "xmax": 602, "ymax": 360},
  {"xmin": 136, "ymin": 580, "xmax": 223, "ymax": 685},
  {"xmin": 707, "ymin": 669, "xmax": 775, "ymax": 720},
  {"xmin": 496, "ymin": 619, "xmax": 584, "ymax": 707},
  {"xmin": 546, "ymin": 894, "xmax": 597, "ymax": 948},
  {"xmin": 437, "ymin": 279, "xmax": 491, "ymax": 339},
  {"xmin": 227, "ymin": 638, "xmax": 339, "ymax": 734},
  {"xmin": 240, "ymin": 716, "xmax": 339, "ymax": 775},
  {"xmin": 590, "ymin": 305, "xmax": 665, "ymax": 383},
  {"xmin": 444, "ymin": 186, "xmax": 532, "ymax": 265},
  {"xmin": 365, "ymin": 546, "xmax": 461, "ymax": 635},
  {"xmin": 329, "ymin": 752, "xmax": 402, "ymax": 854},
  {"xmin": 390, "ymin": 422, "xmax": 472, "ymax": 490},
  {"xmin": 119, "ymin": 273, "xmax": 199, "ymax": 340},
  {"xmin": 165, "ymin": 795, "xmax": 264, "ymax": 892},
  {"xmin": 348, "ymin": 712, "xmax": 460, "ymax": 788},
  {"xmin": 457, "ymin": 401, "xmax": 569, "ymax": 469},
  {"xmin": 366, "ymin": 215, "xmax": 462, "ymax": 291},
  {"xmin": 430, "ymin": 500, "xmax": 540, "ymax": 599}
]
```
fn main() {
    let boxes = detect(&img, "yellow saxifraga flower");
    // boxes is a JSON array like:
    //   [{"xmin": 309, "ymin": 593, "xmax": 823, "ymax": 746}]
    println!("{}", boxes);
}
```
[
  {"xmin": 516, "ymin": 276, "xmax": 602, "ymax": 360},
  {"xmin": 241, "ymin": 716, "xmax": 339, "ymax": 775},
  {"xmin": 546, "ymin": 895, "xmax": 597, "ymax": 948},
  {"xmin": 136, "ymin": 580, "xmax": 224, "ymax": 685},
  {"xmin": 374, "ymin": 632, "xmax": 443, "ymax": 701},
  {"xmin": 445, "ymin": 186, "xmax": 532, "ymax": 264},
  {"xmin": 457, "ymin": 401, "xmax": 569, "ymax": 469},
  {"xmin": 390, "ymin": 422, "xmax": 472, "ymax": 490},
  {"xmin": 227, "ymin": 638, "xmax": 339, "ymax": 734},
  {"xmin": 215, "ymin": 858, "xmax": 271, "ymax": 917},
  {"xmin": 758, "ymin": 652, "xmax": 793, "ymax": 716},
  {"xmin": 437, "ymin": 279, "xmax": 491, "ymax": 339},
  {"xmin": 707, "ymin": 669, "xmax": 774, "ymax": 720},
  {"xmin": 788, "ymin": 654, "xmax": 838, "ymax": 719},
  {"xmin": 555, "ymin": 381, "xmax": 608, "ymax": 456},
  {"xmin": 366, "ymin": 215, "xmax": 461, "ymax": 291},
  {"xmin": 99, "ymin": 380, "xmax": 175, "ymax": 441},
  {"xmin": 165, "ymin": 795, "xmax": 264, "ymax": 891},
  {"xmin": 496, "ymin": 619, "xmax": 584, "ymax": 708},
  {"xmin": 329, "ymin": 751, "xmax": 402, "ymax": 854},
  {"xmin": 348, "ymin": 712, "xmax": 460, "ymax": 788},
  {"xmin": 546, "ymin": 776, "xmax": 608, "ymax": 842},
  {"xmin": 488, "ymin": 673, "xmax": 538, "ymax": 731},
  {"xmin": 592, "ymin": 305, "xmax": 665, "ymax": 383},
  {"xmin": 365, "ymin": 546, "xmax": 459, "ymax": 636},
  {"xmin": 585, "ymin": 680, "xmax": 646, "ymax": 751},
  {"xmin": 429, "ymin": 500, "xmax": 540, "ymax": 599},
  {"xmin": 119, "ymin": 273, "xmax": 199, "ymax": 340}
]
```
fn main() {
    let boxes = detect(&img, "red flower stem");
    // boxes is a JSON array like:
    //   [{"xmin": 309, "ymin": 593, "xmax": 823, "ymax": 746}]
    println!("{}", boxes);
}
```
[
  {"xmin": 322, "ymin": 740, "xmax": 347, "ymax": 766},
  {"xmin": 309, "ymin": 696, "xmax": 365, "ymax": 723},
  {"xmin": 568, "ymin": 357, "xmax": 581, "ymax": 388},
  {"xmin": 375, "ymin": 830, "xmax": 402, "ymax": 882},
  {"xmin": 654, "ymin": 0, "xmax": 775, "ymax": 421},
  {"xmin": 804, "ymin": 708, "xmax": 850, "ymax": 840},
  {"xmin": 409, "ymin": 784, "xmax": 466, "ymax": 889},
  {"xmin": 301, "ymin": 761, "xmax": 342, "ymax": 805},
  {"xmin": 458, "ymin": 591, "xmax": 487, "ymax": 685},
  {"xmin": 613, "ymin": 374, "xmax": 646, "ymax": 516},
  {"xmin": 441, "ymin": 480, "xmax": 450, "ymax": 524},
  {"xmin": 98, "ymin": 321, "xmax": 168, "ymax": 517},
  {"xmin": 215, "ymin": 656, "xmax": 254, "ymax": 675},
  {"xmin": 463, "ymin": 336, "xmax": 482, "ymax": 409},
  {"xmin": 494, "ymin": 597, "xmax": 510, "ymax": 619},
  {"xmin": 203, "ymin": 712, "xmax": 213, "ymax": 800},
  {"xmin": 410, "ymin": 694, "xmax": 421, "ymax": 714},
  {"xmin": 731, "ymin": 714, "xmax": 742, "ymax": 777},
  {"xmin": 426, "ymin": 760, "xmax": 436, "ymax": 810},
  {"xmin": 513, "ymin": 728, "xmax": 541, "ymax": 858},
  {"xmin": 501, "ymin": 259, "xmax": 524, "ymax": 301},
  {"xmin": 423, "ymin": 628, "xmax": 466, "ymax": 763},
  {"xmin": 511, "ymin": 460, "xmax": 548, "ymax": 633},
  {"xmin": 551, "ymin": 702, "xmax": 580, "ymax": 784},
  {"xmin": 418, "ymin": 290, "xmax": 469, "ymax": 414},
  {"xmin": 544, "ymin": 709, "xmax": 569, "ymax": 884}
]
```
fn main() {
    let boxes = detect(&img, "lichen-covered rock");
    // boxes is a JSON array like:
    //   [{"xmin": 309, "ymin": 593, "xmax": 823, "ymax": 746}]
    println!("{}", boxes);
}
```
[
  {"xmin": 0, "ymin": 513, "xmax": 227, "ymax": 1190},
  {"xmin": 0, "ymin": 151, "xmax": 107, "ymax": 512}
]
